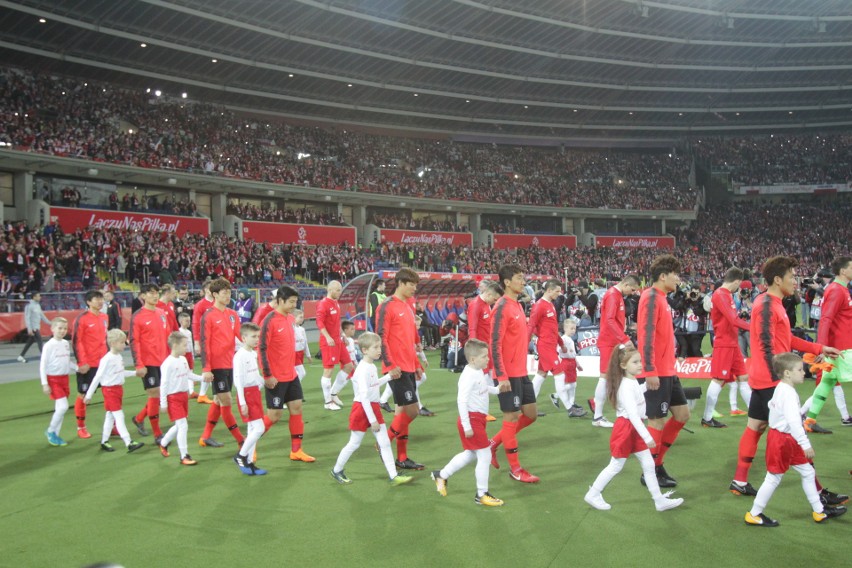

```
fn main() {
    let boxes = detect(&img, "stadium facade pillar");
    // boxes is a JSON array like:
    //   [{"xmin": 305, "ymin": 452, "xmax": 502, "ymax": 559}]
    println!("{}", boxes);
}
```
[
  {"xmin": 352, "ymin": 205, "xmax": 366, "ymax": 228},
  {"xmin": 211, "ymin": 192, "xmax": 227, "ymax": 233},
  {"xmin": 469, "ymin": 212, "xmax": 482, "ymax": 234},
  {"xmin": 575, "ymin": 217, "xmax": 585, "ymax": 235},
  {"xmin": 12, "ymin": 171, "xmax": 32, "ymax": 222},
  {"xmin": 661, "ymin": 218, "xmax": 667, "ymax": 233}
]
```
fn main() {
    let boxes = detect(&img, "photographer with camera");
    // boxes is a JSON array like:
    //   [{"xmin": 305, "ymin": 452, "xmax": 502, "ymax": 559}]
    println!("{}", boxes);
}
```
[
  {"xmin": 669, "ymin": 282, "xmax": 707, "ymax": 358},
  {"xmin": 735, "ymin": 284, "xmax": 754, "ymax": 358},
  {"xmin": 805, "ymin": 269, "xmax": 834, "ymax": 332},
  {"xmin": 573, "ymin": 281, "xmax": 597, "ymax": 328}
]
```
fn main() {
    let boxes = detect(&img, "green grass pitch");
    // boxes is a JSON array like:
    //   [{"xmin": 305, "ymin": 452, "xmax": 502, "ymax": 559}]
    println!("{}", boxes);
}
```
[{"xmin": 2, "ymin": 348, "xmax": 849, "ymax": 568}]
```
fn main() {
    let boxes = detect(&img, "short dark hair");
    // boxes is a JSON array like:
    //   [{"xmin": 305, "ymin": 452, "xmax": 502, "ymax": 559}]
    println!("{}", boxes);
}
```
[
  {"xmin": 85, "ymin": 290, "xmax": 104, "ymax": 304},
  {"xmin": 209, "ymin": 277, "xmax": 231, "ymax": 295},
  {"xmin": 276, "ymin": 285, "xmax": 299, "ymax": 302},
  {"xmin": 772, "ymin": 352, "xmax": 802, "ymax": 378},
  {"xmin": 498, "ymin": 264, "xmax": 523, "ymax": 289},
  {"xmin": 723, "ymin": 267, "xmax": 744, "ymax": 283},
  {"xmin": 543, "ymin": 278, "xmax": 562, "ymax": 292},
  {"xmin": 241, "ymin": 322, "xmax": 261, "ymax": 336},
  {"xmin": 621, "ymin": 274, "xmax": 640, "ymax": 286},
  {"xmin": 140, "ymin": 283, "xmax": 159, "ymax": 294},
  {"xmin": 762, "ymin": 256, "xmax": 798, "ymax": 287},
  {"xmin": 831, "ymin": 256, "xmax": 852, "ymax": 276},
  {"xmin": 650, "ymin": 255, "xmax": 681, "ymax": 283},
  {"xmin": 341, "ymin": 320, "xmax": 354, "ymax": 331},
  {"xmin": 395, "ymin": 267, "xmax": 420, "ymax": 285}
]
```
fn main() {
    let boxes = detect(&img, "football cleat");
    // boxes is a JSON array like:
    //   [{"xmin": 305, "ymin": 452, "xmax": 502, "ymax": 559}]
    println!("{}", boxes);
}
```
[
  {"xmin": 745, "ymin": 512, "xmax": 779, "ymax": 527},
  {"xmin": 474, "ymin": 492, "xmax": 504, "ymax": 506},
  {"xmin": 509, "ymin": 468, "xmax": 540, "ymax": 483},
  {"xmin": 180, "ymin": 455, "xmax": 198, "ymax": 466},
  {"xmin": 131, "ymin": 417, "xmax": 150, "ymax": 437},
  {"xmin": 654, "ymin": 492, "xmax": 684, "ymax": 512},
  {"xmin": 804, "ymin": 417, "xmax": 832, "ymax": 434},
  {"xmin": 395, "ymin": 458, "xmax": 424, "ymax": 470},
  {"xmin": 330, "ymin": 469, "xmax": 352, "ymax": 484},
  {"xmin": 819, "ymin": 488, "xmax": 849, "ymax": 506},
  {"xmin": 199, "ymin": 437, "xmax": 224, "ymax": 448},
  {"xmin": 127, "ymin": 441, "xmax": 145, "ymax": 453},
  {"xmin": 77, "ymin": 427, "xmax": 92, "ymax": 439},
  {"xmin": 592, "ymin": 417, "xmax": 614, "ymax": 428},
  {"xmin": 584, "ymin": 487, "xmax": 611, "ymax": 510},
  {"xmin": 550, "ymin": 393, "xmax": 561, "ymax": 409},
  {"xmin": 290, "ymin": 449, "xmax": 316, "ymax": 462},
  {"xmin": 701, "ymin": 418, "xmax": 728, "ymax": 428},
  {"xmin": 729, "ymin": 481, "xmax": 758, "ymax": 497},
  {"xmin": 431, "ymin": 471, "xmax": 447, "ymax": 496}
]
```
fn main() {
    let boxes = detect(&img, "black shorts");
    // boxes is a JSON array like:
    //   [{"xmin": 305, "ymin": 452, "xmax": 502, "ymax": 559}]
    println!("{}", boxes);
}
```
[
  {"xmin": 212, "ymin": 368, "xmax": 233, "ymax": 395},
  {"xmin": 265, "ymin": 380, "xmax": 303, "ymax": 409},
  {"xmin": 496, "ymin": 376, "xmax": 537, "ymax": 413},
  {"xmin": 748, "ymin": 386, "xmax": 776, "ymax": 422},
  {"xmin": 141, "ymin": 366, "xmax": 161, "ymax": 390},
  {"xmin": 76, "ymin": 367, "xmax": 98, "ymax": 395},
  {"xmin": 642, "ymin": 376, "xmax": 688, "ymax": 419},
  {"xmin": 389, "ymin": 371, "xmax": 419, "ymax": 407}
]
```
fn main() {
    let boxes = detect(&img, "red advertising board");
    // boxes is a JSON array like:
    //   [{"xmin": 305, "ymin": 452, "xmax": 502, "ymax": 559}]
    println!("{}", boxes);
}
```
[
  {"xmin": 380, "ymin": 229, "xmax": 472, "ymax": 246},
  {"xmin": 242, "ymin": 221, "xmax": 356, "ymax": 245},
  {"xmin": 493, "ymin": 234, "xmax": 577, "ymax": 250},
  {"xmin": 50, "ymin": 206, "xmax": 210, "ymax": 236},
  {"xmin": 674, "ymin": 357, "xmax": 753, "ymax": 379},
  {"xmin": 595, "ymin": 236, "xmax": 676, "ymax": 249}
]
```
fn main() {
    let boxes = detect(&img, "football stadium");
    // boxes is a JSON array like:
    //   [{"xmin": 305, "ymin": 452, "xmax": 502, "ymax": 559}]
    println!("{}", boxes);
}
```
[{"xmin": 0, "ymin": 1, "xmax": 850, "ymax": 566}]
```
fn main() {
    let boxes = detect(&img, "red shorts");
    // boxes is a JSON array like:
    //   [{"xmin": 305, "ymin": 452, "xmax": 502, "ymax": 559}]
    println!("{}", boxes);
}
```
[
  {"xmin": 47, "ymin": 375, "xmax": 70, "ymax": 400},
  {"xmin": 711, "ymin": 346, "xmax": 747, "ymax": 382},
  {"xmin": 562, "ymin": 358, "xmax": 578, "ymax": 384},
  {"xmin": 321, "ymin": 341, "xmax": 352, "ymax": 369},
  {"xmin": 296, "ymin": 351, "xmax": 305, "ymax": 366},
  {"xmin": 536, "ymin": 344, "xmax": 561, "ymax": 374},
  {"xmin": 599, "ymin": 344, "xmax": 616, "ymax": 376},
  {"xmin": 765, "ymin": 429, "xmax": 809, "ymax": 474},
  {"xmin": 167, "ymin": 391, "xmax": 189, "ymax": 421},
  {"xmin": 242, "ymin": 386, "xmax": 264, "ymax": 422},
  {"xmin": 609, "ymin": 417, "xmax": 649, "ymax": 458},
  {"xmin": 102, "ymin": 385, "xmax": 123, "ymax": 412},
  {"xmin": 457, "ymin": 412, "xmax": 490, "ymax": 451},
  {"xmin": 348, "ymin": 402, "xmax": 385, "ymax": 432}
]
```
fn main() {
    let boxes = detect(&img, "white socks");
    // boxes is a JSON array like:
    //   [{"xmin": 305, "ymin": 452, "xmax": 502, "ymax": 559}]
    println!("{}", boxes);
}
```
[
  {"xmin": 296, "ymin": 365, "xmax": 306, "ymax": 382},
  {"xmin": 199, "ymin": 380, "xmax": 210, "ymax": 397},
  {"xmin": 439, "ymin": 448, "xmax": 492, "ymax": 496},
  {"xmin": 321, "ymin": 376, "xmax": 332, "ymax": 404},
  {"xmin": 239, "ymin": 420, "xmax": 264, "ymax": 462},
  {"xmin": 532, "ymin": 374, "xmax": 545, "ymax": 399},
  {"xmin": 593, "ymin": 378, "xmax": 607, "ymax": 420},
  {"xmin": 704, "ymin": 381, "xmax": 723, "ymax": 422},
  {"xmin": 589, "ymin": 451, "xmax": 666, "ymax": 506},
  {"xmin": 739, "ymin": 382, "xmax": 752, "ymax": 407},
  {"xmin": 48, "ymin": 397, "xmax": 68, "ymax": 434},
  {"xmin": 330, "ymin": 371, "xmax": 349, "ymax": 397},
  {"xmin": 834, "ymin": 384, "xmax": 849, "ymax": 419},
  {"xmin": 380, "ymin": 384, "xmax": 393, "ymax": 405},
  {"xmin": 333, "ymin": 426, "xmax": 397, "ymax": 479},
  {"xmin": 103, "ymin": 410, "xmax": 131, "ymax": 445},
  {"xmin": 161, "ymin": 418, "xmax": 190, "ymax": 458}
]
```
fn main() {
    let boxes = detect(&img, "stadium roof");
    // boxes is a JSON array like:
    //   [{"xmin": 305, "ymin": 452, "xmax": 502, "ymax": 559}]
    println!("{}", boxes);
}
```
[{"xmin": 3, "ymin": 0, "xmax": 852, "ymax": 142}]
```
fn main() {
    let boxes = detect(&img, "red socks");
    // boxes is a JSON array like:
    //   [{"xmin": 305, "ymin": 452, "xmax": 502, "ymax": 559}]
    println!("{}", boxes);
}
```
[
  {"xmin": 135, "ymin": 405, "xmax": 148, "ymax": 425},
  {"xmin": 515, "ymin": 414, "xmax": 535, "ymax": 434},
  {"xmin": 655, "ymin": 419, "xmax": 685, "ymax": 466},
  {"xmin": 146, "ymin": 398, "xmax": 162, "ymax": 438},
  {"xmin": 289, "ymin": 414, "xmax": 304, "ymax": 452},
  {"xmin": 75, "ymin": 396, "xmax": 86, "ymax": 428},
  {"xmin": 262, "ymin": 415, "xmax": 274, "ymax": 433},
  {"xmin": 499, "ymin": 421, "xmax": 521, "ymax": 471},
  {"xmin": 734, "ymin": 427, "xmax": 763, "ymax": 482},
  {"xmin": 202, "ymin": 404, "xmax": 221, "ymax": 439},
  {"xmin": 220, "ymin": 405, "xmax": 244, "ymax": 443},
  {"xmin": 647, "ymin": 426, "xmax": 663, "ymax": 463},
  {"xmin": 388, "ymin": 414, "xmax": 414, "ymax": 460}
]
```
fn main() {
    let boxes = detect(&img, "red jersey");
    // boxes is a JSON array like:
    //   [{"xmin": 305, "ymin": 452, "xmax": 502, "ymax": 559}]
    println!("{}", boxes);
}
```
[
  {"xmin": 816, "ymin": 281, "xmax": 852, "ymax": 350},
  {"xmin": 192, "ymin": 296, "xmax": 214, "ymax": 340},
  {"xmin": 598, "ymin": 287, "xmax": 629, "ymax": 347},
  {"xmin": 252, "ymin": 302, "xmax": 275, "ymax": 325},
  {"xmin": 258, "ymin": 311, "xmax": 296, "ymax": 381},
  {"xmin": 466, "ymin": 296, "xmax": 492, "ymax": 344},
  {"xmin": 316, "ymin": 297, "xmax": 343, "ymax": 347},
  {"xmin": 128, "ymin": 307, "xmax": 169, "ymax": 369},
  {"xmin": 72, "ymin": 310, "xmax": 108, "ymax": 368},
  {"xmin": 710, "ymin": 287, "xmax": 749, "ymax": 348},
  {"xmin": 376, "ymin": 295, "xmax": 418, "ymax": 373},
  {"xmin": 528, "ymin": 298, "xmax": 563, "ymax": 354},
  {"xmin": 637, "ymin": 287, "xmax": 675, "ymax": 378},
  {"xmin": 157, "ymin": 300, "xmax": 179, "ymax": 332},
  {"xmin": 199, "ymin": 305, "xmax": 241, "ymax": 372},
  {"xmin": 749, "ymin": 293, "xmax": 822, "ymax": 390},
  {"xmin": 490, "ymin": 295, "xmax": 528, "ymax": 381}
]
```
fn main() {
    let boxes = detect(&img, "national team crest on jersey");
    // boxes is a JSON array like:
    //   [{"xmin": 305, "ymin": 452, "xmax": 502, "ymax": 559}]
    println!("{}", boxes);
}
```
[
  {"xmin": 160, "ymin": 314, "xmax": 167, "ymax": 326},
  {"xmin": 229, "ymin": 315, "xmax": 236, "ymax": 325}
]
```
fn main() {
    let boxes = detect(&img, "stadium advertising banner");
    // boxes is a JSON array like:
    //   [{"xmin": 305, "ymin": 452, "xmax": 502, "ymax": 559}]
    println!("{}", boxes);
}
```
[
  {"xmin": 595, "ymin": 236, "xmax": 675, "ymax": 249},
  {"xmin": 50, "ymin": 206, "xmax": 209, "ymax": 236},
  {"xmin": 242, "ymin": 221, "xmax": 356, "ymax": 245},
  {"xmin": 493, "ymin": 234, "xmax": 577, "ymax": 250},
  {"xmin": 380, "ymin": 228, "xmax": 473, "ymax": 246},
  {"xmin": 575, "ymin": 327, "xmax": 600, "ymax": 356}
]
